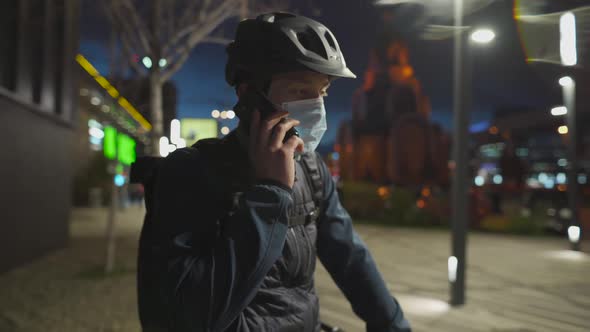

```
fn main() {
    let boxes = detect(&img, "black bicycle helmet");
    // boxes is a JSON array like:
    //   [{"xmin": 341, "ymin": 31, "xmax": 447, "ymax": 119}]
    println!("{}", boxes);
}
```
[{"xmin": 225, "ymin": 12, "xmax": 356, "ymax": 88}]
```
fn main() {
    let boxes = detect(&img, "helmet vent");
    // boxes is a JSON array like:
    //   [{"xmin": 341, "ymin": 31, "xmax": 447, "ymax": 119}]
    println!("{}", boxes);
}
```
[
  {"xmin": 324, "ymin": 31, "xmax": 337, "ymax": 52},
  {"xmin": 296, "ymin": 28, "xmax": 327, "ymax": 59}
]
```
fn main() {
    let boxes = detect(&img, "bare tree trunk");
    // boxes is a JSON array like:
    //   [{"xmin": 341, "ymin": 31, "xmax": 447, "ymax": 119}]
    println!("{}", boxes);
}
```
[
  {"xmin": 105, "ymin": 180, "xmax": 118, "ymax": 273},
  {"xmin": 150, "ymin": 72, "xmax": 165, "ymax": 154},
  {"xmin": 150, "ymin": 0, "xmax": 165, "ymax": 155}
]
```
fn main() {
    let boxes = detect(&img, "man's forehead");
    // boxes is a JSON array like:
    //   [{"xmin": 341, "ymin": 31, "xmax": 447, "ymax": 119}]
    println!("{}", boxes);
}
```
[{"xmin": 273, "ymin": 71, "xmax": 330, "ymax": 86}]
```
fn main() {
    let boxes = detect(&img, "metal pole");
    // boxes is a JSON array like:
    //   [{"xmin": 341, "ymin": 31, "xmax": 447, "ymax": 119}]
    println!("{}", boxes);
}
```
[
  {"xmin": 563, "ymin": 80, "xmax": 580, "ymax": 251},
  {"xmin": 450, "ymin": 0, "xmax": 471, "ymax": 306}
]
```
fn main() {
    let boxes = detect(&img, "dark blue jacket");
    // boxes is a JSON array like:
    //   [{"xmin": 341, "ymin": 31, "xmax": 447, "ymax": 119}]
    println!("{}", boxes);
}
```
[{"xmin": 137, "ymin": 132, "xmax": 411, "ymax": 332}]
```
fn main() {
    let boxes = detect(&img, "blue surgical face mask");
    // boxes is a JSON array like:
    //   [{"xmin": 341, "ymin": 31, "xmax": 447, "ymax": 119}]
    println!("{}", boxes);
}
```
[{"xmin": 282, "ymin": 96, "xmax": 327, "ymax": 153}]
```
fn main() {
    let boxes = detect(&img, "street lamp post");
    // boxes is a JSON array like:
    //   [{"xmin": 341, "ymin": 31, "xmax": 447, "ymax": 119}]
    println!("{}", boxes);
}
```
[
  {"xmin": 559, "ymin": 12, "xmax": 580, "ymax": 251},
  {"xmin": 562, "ymin": 76, "xmax": 579, "ymax": 250},
  {"xmin": 449, "ymin": 0, "xmax": 471, "ymax": 307},
  {"xmin": 449, "ymin": 0, "xmax": 496, "ymax": 306}
]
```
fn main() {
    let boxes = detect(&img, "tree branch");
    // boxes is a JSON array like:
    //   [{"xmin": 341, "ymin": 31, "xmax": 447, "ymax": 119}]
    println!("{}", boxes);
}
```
[
  {"xmin": 202, "ymin": 36, "xmax": 233, "ymax": 45},
  {"xmin": 106, "ymin": 1, "xmax": 151, "ymax": 57},
  {"xmin": 120, "ymin": 33, "xmax": 148, "ymax": 75},
  {"xmin": 163, "ymin": 0, "xmax": 237, "ymax": 55},
  {"xmin": 102, "ymin": 1, "xmax": 147, "ymax": 76},
  {"xmin": 120, "ymin": 0, "xmax": 153, "ymax": 55}
]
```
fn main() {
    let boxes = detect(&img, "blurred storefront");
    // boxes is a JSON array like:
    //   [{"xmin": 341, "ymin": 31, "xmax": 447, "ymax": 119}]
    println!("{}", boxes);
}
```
[{"xmin": 72, "ymin": 54, "xmax": 151, "ymax": 207}]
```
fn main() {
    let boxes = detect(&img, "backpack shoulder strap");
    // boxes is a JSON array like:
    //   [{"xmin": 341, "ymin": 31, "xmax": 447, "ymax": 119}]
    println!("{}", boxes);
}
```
[{"xmin": 299, "ymin": 152, "xmax": 326, "ymax": 217}]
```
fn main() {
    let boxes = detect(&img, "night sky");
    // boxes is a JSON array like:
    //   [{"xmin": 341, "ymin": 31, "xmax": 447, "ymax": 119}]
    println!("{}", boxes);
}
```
[{"xmin": 79, "ymin": 0, "xmax": 584, "ymax": 148}]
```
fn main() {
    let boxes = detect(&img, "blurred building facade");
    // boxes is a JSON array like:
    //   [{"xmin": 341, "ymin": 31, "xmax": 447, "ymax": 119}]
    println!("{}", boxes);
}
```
[{"xmin": 0, "ymin": 1, "xmax": 79, "ymax": 272}]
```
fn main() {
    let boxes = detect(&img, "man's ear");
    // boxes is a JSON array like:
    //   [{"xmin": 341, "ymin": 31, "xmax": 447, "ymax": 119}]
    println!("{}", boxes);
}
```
[{"xmin": 237, "ymin": 83, "xmax": 248, "ymax": 98}]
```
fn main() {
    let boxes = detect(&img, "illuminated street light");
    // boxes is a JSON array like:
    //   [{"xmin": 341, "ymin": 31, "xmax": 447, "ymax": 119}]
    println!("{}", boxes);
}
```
[
  {"xmin": 221, "ymin": 126, "xmax": 230, "ymax": 135},
  {"xmin": 227, "ymin": 110, "xmax": 236, "ymax": 119},
  {"xmin": 560, "ymin": 12, "xmax": 577, "ymax": 66},
  {"xmin": 142, "ymin": 56, "xmax": 152, "ymax": 69},
  {"xmin": 559, "ymin": 76, "xmax": 574, "ymax": 87},
  {"xmin": 220, "ymin": 111, "xmax": 228, "ymax": 119},
  {"xmin": 159, "ymin": 58, "xmax": 167, "ymax": 68},
  {"xmin": 470, "ymin": 28, "xmax": 495, "ymax": 44},
  {"xmin": 551, "ymin": 106, "xmax": 567, "ymax": 116},
  {"xmin": 558, "ymin": 125, "xmax": 569, "ymax": 135},
  {"xmin": 211, "ymin": 110, "xmax": 220, "ymax": 118}
]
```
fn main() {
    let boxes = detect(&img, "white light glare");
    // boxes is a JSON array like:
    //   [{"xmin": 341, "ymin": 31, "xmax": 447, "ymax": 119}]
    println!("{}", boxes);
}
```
[
  {"xmin": 159, "ymin": 136, "xmax": 170, "ymax": 157},
  {"xmin": 227, "ymin": 110, "xmax": 236, "ymax": 119},
  {"xmin": 176, "ymin": 138, "xmax": 187, "ymax": 148},
  {"xmin": 568, "ymin": 226, "xmax": 580, "ymax": 243},
  {"xmin": 551, "ymin": 106, "xmax": 567, "ymax": 116},
  {"xmin": 560, "ymin": 12, "xmax": 577, "ymax": 66},
  {"xmin": 142, "ymin": 56, "xmax": 153, "ymax": 69},
  {"xmin": 88, "ymin": 127, "xmax": 104, "ymax": 139},
  {"xmin": 558, "ymin": 125, "xmax": 569, "ymax": 135},
  {"xmin": 211, "ymin": 110, "xmax": 220, "ymax": 118},
  {"xmin": 474, "ymin": 176, "xmax": 484, "ymax": 187},
  {"xmin": 159, "ymin": 58, "xmax": 167, "ymax": 68},
  {"xmin": 170, "ymin": 119, "xmax": 181, "ymax": 144},
  {"xmin": 221, "ymin": 126, "xmax": 230, "ymax": 135},
  {"xmin": 493, "ymin": 174, "xmax": 503, "ymax": 185},
  {"xmin": 559, "ymin": 76, "xmax": 574, "ymax": 87},
  {"xmin": 90, "ymin": 97, "xmax": 101, "ymax": 105},
  {"xmin": 470, "ymin": 28, "xmax": 495, "ymax": 44},
  {"xmin": 448, "ymin": 256, "xmax": 458, "ymax": 283}
]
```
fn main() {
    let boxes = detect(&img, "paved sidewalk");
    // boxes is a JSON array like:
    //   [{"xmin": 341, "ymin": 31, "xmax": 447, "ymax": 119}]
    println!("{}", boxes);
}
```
[{"xmin": 0, "ymin": 207, "xmax": 589, "ymax": 331}]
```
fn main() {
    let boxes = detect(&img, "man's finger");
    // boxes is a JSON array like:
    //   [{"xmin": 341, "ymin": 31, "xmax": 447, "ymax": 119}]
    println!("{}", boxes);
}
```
[
  {"xmin": 283, "ymin": 135, "xmax": 304, "ymax": 153},
  {"xmin": 270, "ymin": 118, "xmax": 300, "ymax": 149},
  {"xmin": 258, "ymin": 111, "xmax": 289, "ymax": 146}
]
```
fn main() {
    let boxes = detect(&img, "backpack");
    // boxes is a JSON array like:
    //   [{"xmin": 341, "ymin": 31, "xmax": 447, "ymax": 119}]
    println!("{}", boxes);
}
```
[{"xmin": 130, "ymin": 136, "xmax": 325, "ymax": 230}]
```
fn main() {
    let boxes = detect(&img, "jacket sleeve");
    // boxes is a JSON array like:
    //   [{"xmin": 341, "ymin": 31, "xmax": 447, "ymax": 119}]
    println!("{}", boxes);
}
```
[
  {"xmin": 315, "ymin": 156, "xmax": 411, "ymax": 332},
  {"xmin": 150, "ymin": 148, "xmax": 292, "ymax": 332}
]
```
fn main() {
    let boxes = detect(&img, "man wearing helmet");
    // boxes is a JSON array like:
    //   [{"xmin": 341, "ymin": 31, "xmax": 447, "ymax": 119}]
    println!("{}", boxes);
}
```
[{"xmin": 136, "ymin": 12, "xmax": 411, "ymax": 332}]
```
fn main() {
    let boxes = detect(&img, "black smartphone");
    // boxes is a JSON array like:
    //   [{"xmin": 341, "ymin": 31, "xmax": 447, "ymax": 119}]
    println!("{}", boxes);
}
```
[{"xmin": 234, "ymin": 87, "xmax": 299, "ymax": 143}]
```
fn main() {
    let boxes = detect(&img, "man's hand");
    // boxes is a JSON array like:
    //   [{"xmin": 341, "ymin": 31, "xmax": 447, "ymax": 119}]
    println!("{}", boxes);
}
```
[{"xmin": 249, "ymin": 110, "xmax": 304, "ymax": 189}]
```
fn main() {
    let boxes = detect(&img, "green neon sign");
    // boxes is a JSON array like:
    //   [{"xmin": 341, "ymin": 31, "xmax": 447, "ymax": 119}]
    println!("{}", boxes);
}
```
[
  {"xmin": 103, "ymin": 126, "xmax": 136, "ymax": 166},
  {"xmin": 104, "ymin": 126, "xmax": 117, "ymax": 160}
]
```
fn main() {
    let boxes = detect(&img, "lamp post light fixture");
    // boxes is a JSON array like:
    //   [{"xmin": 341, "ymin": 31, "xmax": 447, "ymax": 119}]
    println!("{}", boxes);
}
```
[
  {"xmin": 559, "ymin": 10, "xmax": 580, "ymax": 251},
  {"xmin": 551, "ymin": 106, "xmax": 567, "ymax": 116},
  {"xmin": 559, "ymin": 76, "xmax": 574, "ymax": 87},
  {"xmin": 470, "ymin": 28, "xmax": 495, "ymax": 44}
]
